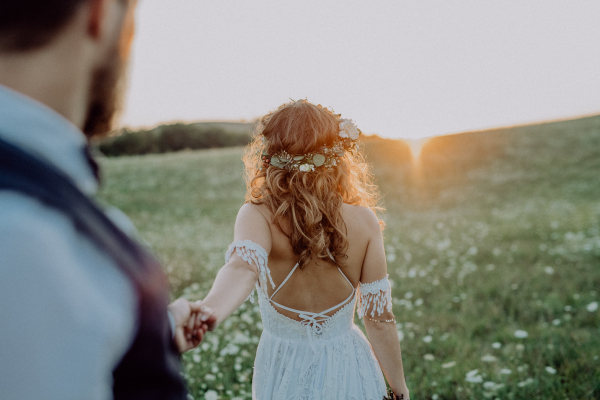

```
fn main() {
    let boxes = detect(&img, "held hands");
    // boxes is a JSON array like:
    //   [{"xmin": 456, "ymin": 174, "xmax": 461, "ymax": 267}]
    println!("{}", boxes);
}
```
[{"xmin": 167, "ymin": 298, "xmax": 217, "ymax": 353}]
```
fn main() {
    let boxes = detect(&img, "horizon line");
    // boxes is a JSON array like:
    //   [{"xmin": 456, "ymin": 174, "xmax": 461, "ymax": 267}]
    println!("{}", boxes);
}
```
[{"xmin": 118, "ymin": 111, "xmax": 600, "ymax": 141}]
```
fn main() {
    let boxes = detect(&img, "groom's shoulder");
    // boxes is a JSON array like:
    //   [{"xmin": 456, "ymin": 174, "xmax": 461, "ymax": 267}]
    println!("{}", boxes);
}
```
[
  {"xmin": 0, "ymin": 191, "xmax": 86, "ymax": 264},
  {"xmin": 0, "ymin": 191, "xmax": 72, "ymax": 236}
]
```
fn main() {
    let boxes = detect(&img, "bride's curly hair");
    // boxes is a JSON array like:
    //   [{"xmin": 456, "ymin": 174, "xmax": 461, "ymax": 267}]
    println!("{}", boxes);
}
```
[{"xmin": 242, "ymin": 100, "xmax": 383, "ymax": 268}]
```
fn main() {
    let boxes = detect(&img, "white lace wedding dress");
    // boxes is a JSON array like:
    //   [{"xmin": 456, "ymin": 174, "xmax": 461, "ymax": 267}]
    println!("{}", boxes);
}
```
[{"xmin": 226, "ymin": 240, "xmax": 394, "ymax": 400}]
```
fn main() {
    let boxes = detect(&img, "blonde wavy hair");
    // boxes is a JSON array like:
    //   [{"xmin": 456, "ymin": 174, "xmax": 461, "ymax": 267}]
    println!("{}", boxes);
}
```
[{"xmin": 243, "ymin": 100, "xmax": 383, "ymax": 268}]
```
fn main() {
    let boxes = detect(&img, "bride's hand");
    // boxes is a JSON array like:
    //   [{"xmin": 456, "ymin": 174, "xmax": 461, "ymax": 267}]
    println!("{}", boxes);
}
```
[
  {"xmin": 195, "ymin": 300, "xmax": 218, "ymax": 332},
  {"xmin": 390, "ymin": 384, "xmax": 409, "ymax": 400},
  {"xmin": 168, "ymin": 298, "xmax": 215, "ymax": 353}
]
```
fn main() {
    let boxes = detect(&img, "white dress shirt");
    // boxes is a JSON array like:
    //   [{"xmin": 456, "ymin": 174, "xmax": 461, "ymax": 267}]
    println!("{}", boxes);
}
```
[{"xmin": 0, "ymin": 85, "xmax": 138, "ymax": 400}]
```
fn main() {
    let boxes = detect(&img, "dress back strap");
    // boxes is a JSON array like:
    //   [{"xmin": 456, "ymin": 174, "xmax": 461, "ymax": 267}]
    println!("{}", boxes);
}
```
[
  {"xmin": 269, "ymin": 261, "xmax": 300, "ymax": 300},
  {"xmin": 336, "ymin": 267, "xmax": 354, "ymax": 290},
  {"xmin": 271, "ymin": 287, "xmax": 355, "ymax": 318}
]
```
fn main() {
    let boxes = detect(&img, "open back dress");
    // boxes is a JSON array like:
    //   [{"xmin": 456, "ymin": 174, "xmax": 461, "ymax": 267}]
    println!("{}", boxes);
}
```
[{"xmin": 226, "ymin": 240, "xmax": 394, "ymax": 400}]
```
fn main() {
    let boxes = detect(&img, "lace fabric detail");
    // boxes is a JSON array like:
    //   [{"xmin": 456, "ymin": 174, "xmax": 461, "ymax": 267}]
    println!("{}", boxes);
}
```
[
  {"xmin": 225, "ymin": 240, "xmax": 275, "ymax": 303},
  {"xmin": 225, "ymin": 239, "xmax": 388, "ymax": 398},
  {"xmin": 357, "ymin": 274, "xmax": 393, "ymax": 318},
  {"xmin": 254, "ymin": 289, "xmax": 386, "ymax": 399}
]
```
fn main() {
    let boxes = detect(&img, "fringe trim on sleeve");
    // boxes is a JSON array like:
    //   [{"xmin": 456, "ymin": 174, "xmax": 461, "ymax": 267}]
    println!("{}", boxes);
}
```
[
  {"xmin": 357, "ymin": 274, "xmax": 393, "ymax": 318},
  {"xmin": 226, "ymin": 240, "xmax": 275, "ymax": 303}
]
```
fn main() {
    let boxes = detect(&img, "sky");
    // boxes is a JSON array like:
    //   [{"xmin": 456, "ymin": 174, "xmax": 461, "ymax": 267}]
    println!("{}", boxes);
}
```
[{"xmin": 120, "ymin": 1, "xmax": 600, "ymax": 139}]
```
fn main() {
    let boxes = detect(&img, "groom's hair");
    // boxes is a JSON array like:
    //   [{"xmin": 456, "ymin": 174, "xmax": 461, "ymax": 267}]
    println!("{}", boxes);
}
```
[{"xmin": 0, "ymin": 0, "xmax": 87, "ymax": 52}]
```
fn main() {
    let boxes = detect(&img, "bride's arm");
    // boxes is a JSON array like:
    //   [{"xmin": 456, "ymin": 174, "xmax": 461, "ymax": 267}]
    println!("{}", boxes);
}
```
[
  {"xmin": 360, "ymin": 211, "xmax": 409, "ymax": 398},
  {"xmin": 200, "ymin": 203, "xmax": 272, "ymax": 328}
]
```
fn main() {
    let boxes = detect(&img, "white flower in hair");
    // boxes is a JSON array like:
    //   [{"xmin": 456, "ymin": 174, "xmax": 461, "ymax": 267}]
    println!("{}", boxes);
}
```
[
  {"xmin": 339, "ymin": 118, "xmax": 360, "ymax": 140},
  {"xmin": 299, "ymin": 163, "xmax": 313, "ymax": 172}
]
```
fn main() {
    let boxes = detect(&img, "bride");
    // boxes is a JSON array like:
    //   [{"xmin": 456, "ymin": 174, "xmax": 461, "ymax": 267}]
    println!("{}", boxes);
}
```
[{"xmin": 200, "ymin": 100, "xmax": 409, "ymax": 399}]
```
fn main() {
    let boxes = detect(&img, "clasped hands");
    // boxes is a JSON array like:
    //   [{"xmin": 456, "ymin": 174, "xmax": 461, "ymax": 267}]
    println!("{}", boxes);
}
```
[{"xmin": 167, "ymin": 298, "xmax": 217, "ymax": 353}]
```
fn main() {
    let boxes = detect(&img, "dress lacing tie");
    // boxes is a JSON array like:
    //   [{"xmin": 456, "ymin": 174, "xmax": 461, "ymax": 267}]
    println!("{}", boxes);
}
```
[{"xmin": 268, "ymin": 261, "xmax": 356, "ymax": 351}]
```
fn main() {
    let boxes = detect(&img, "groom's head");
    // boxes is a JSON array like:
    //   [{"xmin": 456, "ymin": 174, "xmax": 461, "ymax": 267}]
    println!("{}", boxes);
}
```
[{"xmin": 0, "ymin": 0, "xmax": 138, "ymax": 138}]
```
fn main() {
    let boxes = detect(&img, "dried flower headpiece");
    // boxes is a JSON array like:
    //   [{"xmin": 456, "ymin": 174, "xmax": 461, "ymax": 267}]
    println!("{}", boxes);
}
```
[{"xmin": 261, "ymin": 118, "xmax": 361, "ymax": 172}]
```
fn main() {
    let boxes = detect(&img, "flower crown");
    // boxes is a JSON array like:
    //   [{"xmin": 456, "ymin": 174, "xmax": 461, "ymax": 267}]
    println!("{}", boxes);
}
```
[{"xmin": 261, "ymin": 118, "xmax": 361, "ymax": 172}]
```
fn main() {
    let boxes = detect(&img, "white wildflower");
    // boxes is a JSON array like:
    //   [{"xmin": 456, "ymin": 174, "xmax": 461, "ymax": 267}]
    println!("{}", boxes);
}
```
[
  {"xmin": 481, "ymin": 354, "xmax": 497, "ymax": 362},
  {"xmin": 204, "ymin": 390, "xmax": 219, "ymax": 400},
  {"xmin": 587, "ymin": 301, "xmax": 598, "ymax": 312},
  {"xmin": 552, "ymin": 319, "xmax": 561, "ymax": 326},
  {"xmin": 517, "ymin": 378, "xmax": 534, "ymax": 387},
  {"xmin": 483, "ymin": 381, "xmax": 497, "ymax": 390},
  {"xmin": 233, "ymin": 332, "xmax": 251, "ymax": 344},
  {"xmin": 514, "ymin": 330, "xmax": 528, "ymax": 338},
  {"xmin": 544, "ymin": 266, "xmax": 554, "ymax": 275},
  {"xmin": 442, "ymin": 361, "xmax": 456, "ymax": 369},
  {"xmin": 204, "ymin": 374, "xmax": 216, "ymax": 381},
  {"xmin": 492, "ymin": 342, "xmax": 502, "ymax": 349},
  {"xmin": 465, "ymin": 369, "xmax": 483, "ymax": 383},
  {"xmin": 219, "ymin": 343, "xmax": 240, "ymax": 356},
  {"xmin": 423, "ymin": 354, "xmax": 435, "ymax": 361},
  {"xmin": 466, "ymin": 369, "xmax": 479, "ymax": 378},
  {"xmin": 422, "ymin": 335, "xmax": 433, "ymax": 343},
  {"xmin": 517, "ymin": 364, "xmax": 528, "ymax": 372},
  {"xmin": 545, "ymin": 366, "xmax": 557, "ymax": 374},
  {"xmin": 500, "ymin": 368, "xmax": 512, "ymax": 374},
  {"xmin": 397, "ymin": 330, "xmax": 404, "ymax": 341}
]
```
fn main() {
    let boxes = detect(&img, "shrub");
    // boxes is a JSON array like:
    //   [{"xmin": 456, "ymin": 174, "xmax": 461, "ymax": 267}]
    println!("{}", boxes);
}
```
[{"xmin": 96, "ymin": 123, "xmax": 253, "ymax": 156}]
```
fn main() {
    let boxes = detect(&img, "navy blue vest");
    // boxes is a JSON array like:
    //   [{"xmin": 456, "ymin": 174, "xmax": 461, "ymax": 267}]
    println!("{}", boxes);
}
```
[{"xmin": 0, "ymin": 138, "xmax": 187, "ymax": 399}]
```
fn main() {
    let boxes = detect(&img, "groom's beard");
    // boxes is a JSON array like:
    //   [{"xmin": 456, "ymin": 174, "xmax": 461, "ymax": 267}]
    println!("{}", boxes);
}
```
[{"xmin": 83, "ymin": 46, "xmax": 128, "ymax": 139}]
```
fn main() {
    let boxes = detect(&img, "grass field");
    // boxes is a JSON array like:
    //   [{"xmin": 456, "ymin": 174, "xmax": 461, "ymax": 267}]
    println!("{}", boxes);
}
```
[{"xmin": 97, "ymin": 115, "xmax": 600, "ymax": 400}]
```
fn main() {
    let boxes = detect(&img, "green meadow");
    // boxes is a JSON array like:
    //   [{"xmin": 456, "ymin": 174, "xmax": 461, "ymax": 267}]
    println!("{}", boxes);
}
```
[{"xmin": 98, "ymin": 115, "xmax": 600, "ymax": 400}]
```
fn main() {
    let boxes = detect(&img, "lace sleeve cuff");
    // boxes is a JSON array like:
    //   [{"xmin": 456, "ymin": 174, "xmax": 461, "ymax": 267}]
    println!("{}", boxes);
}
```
[
  {"xmin": 226, "ymin": 240, "xmax": 275, "ymax": 303},
  {"xmin": 357, "ymin": 274, "xmax": 393, "ymax": 318}
]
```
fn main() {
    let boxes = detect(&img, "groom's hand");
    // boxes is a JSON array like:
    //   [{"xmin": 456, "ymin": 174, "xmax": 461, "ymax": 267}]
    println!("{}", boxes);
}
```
[{"xmin": 168, "ymin": 298, "xmax": 214, "ymax": 353}]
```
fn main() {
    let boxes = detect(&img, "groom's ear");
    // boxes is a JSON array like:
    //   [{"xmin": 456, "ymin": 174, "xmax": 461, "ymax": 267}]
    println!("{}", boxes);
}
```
[
  {"xmin": 87, "ymin": 0, "xmax": 106, "ymax": 40},
  {"xmin": 87, "ymin": 0, "xmax": 135, "ymax": 39},
  {"xmin": 86, "ymin": 0, "xmax": 137, "ymax": 58}
]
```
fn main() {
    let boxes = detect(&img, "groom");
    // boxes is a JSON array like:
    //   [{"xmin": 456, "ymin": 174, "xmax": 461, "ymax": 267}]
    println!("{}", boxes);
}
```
[{"xmin": 0, "ymin": 0, "xmax": 214, "ymax": 399}]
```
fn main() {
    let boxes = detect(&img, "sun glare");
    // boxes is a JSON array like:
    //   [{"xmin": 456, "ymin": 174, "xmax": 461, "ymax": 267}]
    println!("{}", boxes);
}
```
[{"xmin": 404, "ymin": 138, "xmax": 430, "ymax": 160}]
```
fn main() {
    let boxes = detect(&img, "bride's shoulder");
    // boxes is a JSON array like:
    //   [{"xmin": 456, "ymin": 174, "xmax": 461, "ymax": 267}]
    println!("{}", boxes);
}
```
[
  {"xmin": 236, "ymin": 202, "xmax": 272, "ymax": 224},
  {"xmin": 341, "ymin": 203, "xmax": 380, "ymax": 230}
]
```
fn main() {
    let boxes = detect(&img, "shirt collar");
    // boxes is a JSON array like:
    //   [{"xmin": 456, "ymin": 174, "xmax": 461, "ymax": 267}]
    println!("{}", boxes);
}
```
[{"xmin": 0, "ymin": 84, "xmax": 98, "ymax": 195}]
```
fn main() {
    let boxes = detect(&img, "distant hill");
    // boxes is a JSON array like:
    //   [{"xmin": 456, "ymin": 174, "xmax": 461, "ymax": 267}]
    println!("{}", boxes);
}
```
[
  {"xmin": 189, "ymin": 121, "xmax": 257, "ymax": 135},
  {"xmin": 360, "ymin": 114, "xmax": 600, "ymax": 209}
]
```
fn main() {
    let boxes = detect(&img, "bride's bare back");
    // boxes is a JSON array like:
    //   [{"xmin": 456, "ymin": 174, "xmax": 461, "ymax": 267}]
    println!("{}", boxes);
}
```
[{"xmin": 237, "ymin": 202, "xmax": 387, "ymax": 322}]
